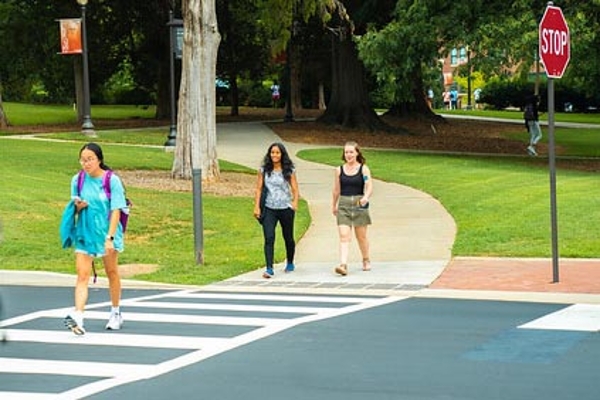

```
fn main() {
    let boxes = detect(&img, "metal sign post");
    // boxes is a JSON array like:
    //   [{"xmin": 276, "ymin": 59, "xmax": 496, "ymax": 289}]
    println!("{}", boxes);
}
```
[{"xmin": 539, "ymin": 2, "xmax": 570, "ymax": 282}]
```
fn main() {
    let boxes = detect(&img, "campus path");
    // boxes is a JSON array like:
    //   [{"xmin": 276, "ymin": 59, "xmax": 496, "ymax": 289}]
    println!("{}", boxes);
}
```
[
  {"xmin": 212, "ymin": 121, "xmax": 600, "ymax": 304},
  {"xmin": 216, "ymin": 121, "xmax": 456, "ymax": 289},
  {"xmin": 2, "ymin": 120, "xmax": 600, "ymax": 303}
]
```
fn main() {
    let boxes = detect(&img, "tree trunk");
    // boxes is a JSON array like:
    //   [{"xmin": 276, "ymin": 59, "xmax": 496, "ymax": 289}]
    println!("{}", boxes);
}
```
[
  {"xmin": 0, "ymin": 93, "xmax": 9, "ymax": 129},
  {"xmin": 155, "ymin": 61, "xmax": 171, "ymax": 120},
  {"xmin": 229, "ymin": 73, "xmax": 239, "ymax": 116},
  {"xmin": 172, "ymin": 0, "xmax": 221, "ymax": 182},
  {"xmin": 291, "ymin": 42, "xmax": 302, "ymax": 112},
  {"xmin": 386, "ymin": 66, "xmax": 443, "ymax": 122},
  {"xmin": 317, "ymin": 32, "xmax": 387, "ymax": 131}
]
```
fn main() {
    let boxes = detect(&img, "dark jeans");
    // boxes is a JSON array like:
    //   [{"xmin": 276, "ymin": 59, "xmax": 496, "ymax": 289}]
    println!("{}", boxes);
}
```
[{"xmin": 262, "ymin": 207, "xmax": 295, "ymax": 269}]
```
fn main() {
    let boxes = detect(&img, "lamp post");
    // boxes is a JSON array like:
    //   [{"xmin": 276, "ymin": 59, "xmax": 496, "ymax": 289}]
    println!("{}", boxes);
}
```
[
  {"xmin": 165, "ymin": 11, "xmax": 183, "ymax": 147},
  {"xmin": 77, "ymin": 0, "xmax": 94, "ymax": 136}
]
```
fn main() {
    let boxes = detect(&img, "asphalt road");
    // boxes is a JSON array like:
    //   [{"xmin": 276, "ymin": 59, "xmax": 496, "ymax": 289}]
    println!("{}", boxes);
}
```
[{"xmin": 1, "ymin": 286, "xmax": 599, "ymax": 400}]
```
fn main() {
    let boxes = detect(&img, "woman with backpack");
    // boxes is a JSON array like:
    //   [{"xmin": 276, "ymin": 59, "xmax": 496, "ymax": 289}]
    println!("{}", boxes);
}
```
[{"xmin": 61, "ymin": 142, "xmax": 128, "ymax": 335}]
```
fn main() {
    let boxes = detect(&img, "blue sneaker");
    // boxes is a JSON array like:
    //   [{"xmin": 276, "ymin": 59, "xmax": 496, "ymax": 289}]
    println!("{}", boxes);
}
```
[
  {"xmin": 262, "ymin": 267, "xmax": 274, "ymax": 279},
  {"xmin": 285, "ymin": 263, "xmax": 295, "ymax": 273}
]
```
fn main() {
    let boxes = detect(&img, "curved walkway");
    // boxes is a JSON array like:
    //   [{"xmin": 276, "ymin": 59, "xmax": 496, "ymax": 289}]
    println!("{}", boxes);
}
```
[
  {"xmin": 216, "ymin": 121, "xmax": 456, "ymax": 289},
  {"xmin": 3, "ymin": 120, "xmax": 600, "ymax": 302},
  {"xmin": 214, "ymin": 121, "xmax": 600, "ymax": 303}
]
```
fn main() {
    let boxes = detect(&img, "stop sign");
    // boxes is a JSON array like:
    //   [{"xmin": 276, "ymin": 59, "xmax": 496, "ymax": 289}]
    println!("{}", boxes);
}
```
[{"xmin": 539, "ymin": 5, "xmax": 570, "ymax": 79}]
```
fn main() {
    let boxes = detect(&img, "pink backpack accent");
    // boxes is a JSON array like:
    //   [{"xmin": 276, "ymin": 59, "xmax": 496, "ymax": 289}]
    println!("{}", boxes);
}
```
[{"xmin": 77, "ymin": 170, "xmax": 131, "ymax": 232}]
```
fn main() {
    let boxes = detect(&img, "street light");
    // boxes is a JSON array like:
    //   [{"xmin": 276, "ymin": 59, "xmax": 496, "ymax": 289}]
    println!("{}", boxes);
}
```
[{"xmin": 77, "ymin": 0, "xmax": 95, "ymax": 136}]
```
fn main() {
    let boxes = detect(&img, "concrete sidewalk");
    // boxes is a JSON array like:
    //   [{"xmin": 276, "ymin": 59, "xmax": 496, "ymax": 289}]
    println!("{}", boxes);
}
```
[
  {"xmin": 216, "ymin": 121, "xmax": 456, "ymax": 290},
  {"xmin": 212, "ymin": 122, "xmax": 600, "ymax": 304}
]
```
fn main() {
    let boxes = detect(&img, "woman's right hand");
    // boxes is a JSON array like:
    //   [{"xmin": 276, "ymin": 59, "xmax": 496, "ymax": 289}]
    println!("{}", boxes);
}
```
[{"xmin": 74, "ymin": 198, "xmax": 88, "ymax": 213}]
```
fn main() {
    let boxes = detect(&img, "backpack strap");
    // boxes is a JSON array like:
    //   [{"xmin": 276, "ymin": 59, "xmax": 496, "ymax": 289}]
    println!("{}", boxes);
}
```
[
  {"xmin": 102, "ymin": 170, "xmax": 113, "ymax": 200},
  {"xmin": 77, "ymin": 169, "xmax": 113, "ymax": 200},
  {"xmin": 77, "ymin": 170, "xmax": 86, "ymax": 196}
]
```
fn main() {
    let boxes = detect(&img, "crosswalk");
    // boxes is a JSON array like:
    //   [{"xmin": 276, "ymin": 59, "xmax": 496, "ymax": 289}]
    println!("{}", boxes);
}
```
[{"xmin": 0, "ymin": 289, "xmax": 404, "ymax": 399}]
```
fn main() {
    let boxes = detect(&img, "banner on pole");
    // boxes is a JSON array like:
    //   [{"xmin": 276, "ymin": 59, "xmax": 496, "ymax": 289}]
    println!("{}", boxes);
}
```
[{"xmin": 59, "ymin": 19, "xmax": 82, "ymax": 55}]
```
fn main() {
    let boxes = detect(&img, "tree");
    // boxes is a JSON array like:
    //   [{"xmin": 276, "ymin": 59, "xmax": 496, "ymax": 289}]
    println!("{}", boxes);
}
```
[
  {"xmin": 358, "ymin": 1, "xmax": 529, "ymax": 117},
  {"xmin": 216, "ymin": 0, "xmax": 270, "ymax": 116},
  {"xmin": 0, "ymin": 93, "xmax": 8, "ymax": 129},
  {"xmin": 172, "ymin": 0, "xmax": 221, "ymax": 181},
  {"xmin": 317, "ymin": 0, "xmax": 397, "ymax": 130}
]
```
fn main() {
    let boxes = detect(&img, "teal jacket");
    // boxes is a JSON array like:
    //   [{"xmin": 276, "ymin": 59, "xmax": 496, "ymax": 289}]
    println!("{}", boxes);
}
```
[{"xmin": 59, "ymin": 200, "xmax": 104, "ymax": 255}]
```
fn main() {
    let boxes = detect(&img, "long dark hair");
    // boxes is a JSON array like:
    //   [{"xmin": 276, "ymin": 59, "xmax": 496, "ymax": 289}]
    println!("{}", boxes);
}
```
[
  {"xmin": 80, "ymin": 142, "xmax": 111, "ymax": 170},
  {"xmin": 261, "ymin": 142, "xmax": 294, "ymax": 181}
]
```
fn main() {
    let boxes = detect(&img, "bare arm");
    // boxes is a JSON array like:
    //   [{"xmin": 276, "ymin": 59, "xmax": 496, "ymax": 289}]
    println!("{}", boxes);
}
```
[
  {"xmin": 253, "ymin": 171, "xmax": 264, "ymax": 219},
  {"xmin": 289, "ymin": 172, "xmax": 299, "ymax": 211},
  {"xmin": 332, "ymin": 167, "xmax": 341, "ymax": 215},
  {"xmin": 361, "ymin": 165, "xmax": 373, "ymax": 206},
  {"xmin": 105, "ymin": 209, "xmax": 120, "ymax": 251}
]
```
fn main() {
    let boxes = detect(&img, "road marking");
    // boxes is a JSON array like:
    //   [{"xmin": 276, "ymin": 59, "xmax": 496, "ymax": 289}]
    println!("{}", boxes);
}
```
[
  {"xmin": 4, "ymin": 329, "xmax": 227, "ymax": 349},
  {"xmin": 0, "ymin": 357, "xmax": 153, "ymax": 377},
  {"xmin": 119, "ymin": 300, "xmax": 339, "ymax": 314},
  {"xmin": 1, "ymin": 289, "xmax": 406, "ymax": 400},
  {"xmin": 519, "ymin": 304, "xmax": 600, "ymax": 332}
]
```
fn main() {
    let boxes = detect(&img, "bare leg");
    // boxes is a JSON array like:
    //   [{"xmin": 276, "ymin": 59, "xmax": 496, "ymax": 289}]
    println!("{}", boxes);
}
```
[
  {"xmin": 336, "ymin": 225, "xmax": 352, "ymax": 275},
  {"xmin": 74, "ymin": 252, "xmax": 93, "ymax": 311},
  {"xmin": 354, "ymin": 225, "xmax": 371, "ymax": 270},
  {"xmin": 102, "ymin": 250, "xmax": 121, "ymax": 307}
]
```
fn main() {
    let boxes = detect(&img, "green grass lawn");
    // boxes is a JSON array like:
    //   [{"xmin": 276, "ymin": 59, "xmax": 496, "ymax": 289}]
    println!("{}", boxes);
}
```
[
  {"xmin": 441, "ymin": 108, "xmax": 600, "ymax": 124},
  {"xmin": 1, "ymin": 103, "xmax": 157, "ymax": 126},
  {"xmin": 0, "ymin": 139, "xmax": 310, "ymax": 285},
  {"xmin": 1, "ymin": 103, "xmax": 599, "ymax": 286},
  {"xmin": 298, "ymin": 148, "xmax": 600, "ymax": 259}
]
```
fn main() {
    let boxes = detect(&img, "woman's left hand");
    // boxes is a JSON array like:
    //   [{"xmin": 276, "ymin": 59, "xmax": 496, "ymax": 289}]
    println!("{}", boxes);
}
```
[{"xmin": 105, "ymin": 239, "xmax": 115, "ymax": 252}]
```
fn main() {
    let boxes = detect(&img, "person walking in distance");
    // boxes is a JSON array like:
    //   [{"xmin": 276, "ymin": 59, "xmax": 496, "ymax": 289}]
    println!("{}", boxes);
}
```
[
  {"xmin": 61, "ymin": 143, "xmax": 128, "ymax": 335},
  {"xmin": 524, "ymin": 94, "xmax": 543, "ymax": 156},
  {"xmin": 332, "ymin": 141, "xmax": 373, "ymax": 276},
  {"xmin": 254, "ymin": 143, "xmax": 299, "ymax": 279}
]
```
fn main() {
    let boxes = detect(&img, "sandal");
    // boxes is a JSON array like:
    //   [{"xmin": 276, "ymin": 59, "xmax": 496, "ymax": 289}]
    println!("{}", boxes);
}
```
[
  {"xmin": 334, "ymin": 264, "xmax": 348, "ymax": 276},
  {"xmin": 362, "ymin": 258, "xmax": 371, "ymax": 271}
]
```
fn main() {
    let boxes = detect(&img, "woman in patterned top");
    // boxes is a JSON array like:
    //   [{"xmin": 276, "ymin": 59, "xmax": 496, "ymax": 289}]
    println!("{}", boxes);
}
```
[{"xmin": 254, "ymin": 143, "xmax": 299, "ymax": 279}]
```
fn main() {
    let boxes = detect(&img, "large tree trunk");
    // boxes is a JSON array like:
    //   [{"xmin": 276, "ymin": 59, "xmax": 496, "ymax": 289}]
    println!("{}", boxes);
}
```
[
  {"xmin": 317, "ymin": 32, "xmax": 387, "ymax": 131},
  {"xmin": 0, "ymin": 93, "xmax": 9, "ymax": 129},
  {"xmin": 229, "ymin": 73, "xmax": 239, "ymax": 116},
  {"xmin": 155, "ymin": 61, "xmax": 171, "ymax": 119},
  {"xmin": 387, "ymin": 66, "xmax": 442, "ymax": 121},
  {"xmin": 172, "ymin": 0, "xmax": 221, "ymax": 181}
]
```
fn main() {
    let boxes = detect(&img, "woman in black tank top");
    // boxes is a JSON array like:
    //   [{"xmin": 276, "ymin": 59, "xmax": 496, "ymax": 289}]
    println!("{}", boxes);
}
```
[{"xmin": 331, "ymin": 141, "xmax": 373, "ymax": 276}]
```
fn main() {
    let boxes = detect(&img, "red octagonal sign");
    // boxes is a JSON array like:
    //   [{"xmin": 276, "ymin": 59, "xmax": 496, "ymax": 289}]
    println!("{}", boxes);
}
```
[{"xmin": 539, "ymin": 5, "xmax": 570, "ymax": 79}]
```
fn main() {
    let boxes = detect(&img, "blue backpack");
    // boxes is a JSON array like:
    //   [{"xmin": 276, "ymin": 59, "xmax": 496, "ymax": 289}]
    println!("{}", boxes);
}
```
[{"xmin": 77, "ymin": 170, "xmax": 131, "ymax": 232}]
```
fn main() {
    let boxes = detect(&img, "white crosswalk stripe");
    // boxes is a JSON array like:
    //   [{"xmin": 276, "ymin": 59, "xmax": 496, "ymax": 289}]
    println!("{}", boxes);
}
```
[
  {"xmin": 519, "ymin": 304, "xmax": 600, "ymax": 332},
  {"xmin": 1, "ymin": 289, "xmax": 404, "ymax": 400}
]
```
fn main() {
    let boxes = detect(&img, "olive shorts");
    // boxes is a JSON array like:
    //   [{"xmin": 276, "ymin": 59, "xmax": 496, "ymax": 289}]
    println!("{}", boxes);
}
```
[{"xmin": 336, "ymin": 195, "xmax": 371, "ymax": 227}]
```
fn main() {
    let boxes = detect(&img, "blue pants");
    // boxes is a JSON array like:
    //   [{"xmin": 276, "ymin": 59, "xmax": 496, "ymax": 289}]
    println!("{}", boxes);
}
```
[
  {"xmin": 527, "ymin": 120, "xmax": 542, "ymax": 146},
  {"xmin": 262, "ymin": 207, "xmax": 295, "ymax": 269}
]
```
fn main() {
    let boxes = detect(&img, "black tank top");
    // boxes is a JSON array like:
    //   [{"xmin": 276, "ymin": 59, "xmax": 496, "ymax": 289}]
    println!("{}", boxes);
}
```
[{"xmin": 340, "ymin": 165, "xmax": 364, "ymax": 196}]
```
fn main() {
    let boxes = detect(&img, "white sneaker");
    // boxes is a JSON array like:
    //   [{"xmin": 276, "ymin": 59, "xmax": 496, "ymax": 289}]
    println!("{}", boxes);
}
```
[
  {"xmin": 64, "ymin": 314, "xmax": 86, "ymax": 335},
  {"xmin": 527, "ymin": 145, "xmax": 537, "ymax": 156},
  {"xmin": 105, "ymin": 312, "xmax": 123, "ymax": 330}
]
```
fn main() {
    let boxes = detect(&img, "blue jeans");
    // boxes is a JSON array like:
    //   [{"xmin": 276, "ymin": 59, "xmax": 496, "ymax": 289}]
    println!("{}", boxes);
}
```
[
  {"xmin": 527, "ymin": 120, "xmax": 542, "ymax": 145},
  {"xmin": 262, "ymin": 207, "xmax": 295, "ymax": 269}
]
